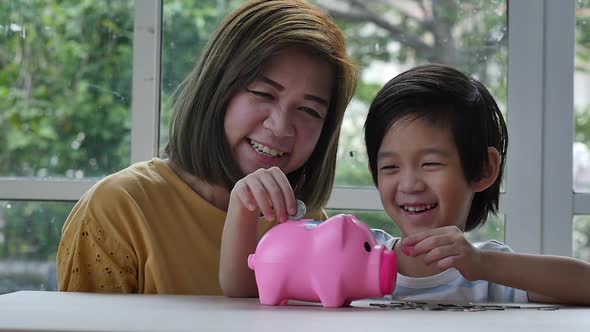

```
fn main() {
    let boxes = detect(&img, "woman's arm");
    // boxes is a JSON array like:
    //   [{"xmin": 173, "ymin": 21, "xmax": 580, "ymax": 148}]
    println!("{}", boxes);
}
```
[
  {"xmin": 219, "ymin": 195, "xmax": 261, "ymax": 297},
  {"xmin": 219, "ymin": 167, "xmax": 297, "ymax": 297}
]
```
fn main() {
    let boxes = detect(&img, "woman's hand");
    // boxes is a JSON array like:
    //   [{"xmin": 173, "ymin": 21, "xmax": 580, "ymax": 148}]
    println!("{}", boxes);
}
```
[
  {"xmin": 231, "ymin": 167, "xmax": 297, "ymax": 223},
  {"xmin": 401, "ymin": 226, "xmax": 485, "ymax": 281}
]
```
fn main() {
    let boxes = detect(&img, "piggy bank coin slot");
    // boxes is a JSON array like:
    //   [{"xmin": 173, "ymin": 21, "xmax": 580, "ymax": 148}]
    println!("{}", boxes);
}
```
[
  {"xmin": 304, "ymin": 221, "xmax": 322, "ymax": 230},
  {"xmin": 364, "ymin": 242, "xmax": 371, "ymax": 252}
]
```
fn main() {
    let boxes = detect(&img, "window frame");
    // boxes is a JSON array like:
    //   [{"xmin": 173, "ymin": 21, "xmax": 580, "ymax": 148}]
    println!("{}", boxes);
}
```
[{"xmin": 0, "ymin": 0, "xmax": 588, "ymax": 256}]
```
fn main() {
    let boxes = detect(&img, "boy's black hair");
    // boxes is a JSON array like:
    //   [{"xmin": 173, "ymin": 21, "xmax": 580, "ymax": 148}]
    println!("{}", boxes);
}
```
[{"xmin": 364, "ymin": 63, "xmax": 508, "ymax": 231}]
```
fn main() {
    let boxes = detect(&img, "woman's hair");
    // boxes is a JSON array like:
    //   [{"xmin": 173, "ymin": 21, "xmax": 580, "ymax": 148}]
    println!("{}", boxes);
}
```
[
  {"xmin": 364, "ymin": 64, "xmax": 508, "ymax": 231},
  {"xmin": 163, "ymin": 0, "xmax": 357, "ymax": 212}
]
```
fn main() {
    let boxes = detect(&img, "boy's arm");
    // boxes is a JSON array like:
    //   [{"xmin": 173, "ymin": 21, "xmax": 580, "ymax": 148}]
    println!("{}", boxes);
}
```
[
  {"xmin": 479, "ymin": 250, "xmax": 590, "ymax": 305},
  {"xmin": 404, "ymin": 226, "xmax": 590, "ymax": 305}
]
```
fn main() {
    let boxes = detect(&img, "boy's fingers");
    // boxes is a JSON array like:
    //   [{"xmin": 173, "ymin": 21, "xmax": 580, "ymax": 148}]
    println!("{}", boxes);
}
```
[
  {"xmin": 436, "ymin": 256, "xmax": 456, "ymax": 271},
  {"xmin": 402, "ymin": 230, "xmax": 437, "ymax": 247},
  {"xmin": 403, "ymin": 226, "xmax": 461, "ymax": 247},
  {"xmin": 411, "ymin": 234, "xmax": 455, "ymax": 256},
  {"xmin": 402, "ymin": 232, "xmax": 453, "ymax": 256},
  {"xmin": 422, "ymin": 243, "xmax": 457, "ymax": 265}
]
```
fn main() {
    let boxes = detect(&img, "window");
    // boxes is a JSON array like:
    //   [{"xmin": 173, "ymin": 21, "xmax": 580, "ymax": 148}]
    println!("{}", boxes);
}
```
[
  {"xmin": 0, "ymin": 0, "xmax": 134, "ymax": 294},
  {"xmin": 0, "ymin": 1, "xmax": 134, "ymax": 178},
  {"xmin": 575, "ymin": 1, "xmax": 590, "ymax": 193},
  {"xmin": 0, "ymin": 201, "xmax": 74, "ymax": 293},
  {"xmin": 574, "ymin": 215, "xmax": 590, "ymax": 262},
  {"xmin": 0, "ymin": 0, "xmax": 587, "ymax": 294},
  {"xmin": 573, "ymin": 1, "xmax": 590, "ymax": 261}
]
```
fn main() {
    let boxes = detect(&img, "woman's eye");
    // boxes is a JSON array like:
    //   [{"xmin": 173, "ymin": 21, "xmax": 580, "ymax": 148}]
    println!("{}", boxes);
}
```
[
  {"xmin": 300, "ymin": 107, "xmax": 323, "ymax": 119},
  {"xmin": 247, "ymin": 89, "xmax": 273, "ymax": 99}
]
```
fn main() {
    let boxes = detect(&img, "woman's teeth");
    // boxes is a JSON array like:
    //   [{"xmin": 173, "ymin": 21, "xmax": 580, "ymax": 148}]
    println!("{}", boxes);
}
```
[
  {"xmin": 250, "ymin": 140, "xmax": 284, "ymax": 157},
  {"xmin": 402, "ymin": 204, "xmax": 437, "ymax": 212}
]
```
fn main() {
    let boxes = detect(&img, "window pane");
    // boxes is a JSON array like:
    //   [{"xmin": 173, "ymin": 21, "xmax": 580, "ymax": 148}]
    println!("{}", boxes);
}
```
[
  {"xmin": 466, "ymin": 213, "xmax": 505, "ymax": 243},
  {"xmin": 160, "ymin": 0, "xmax": 242, "ymax": 147},
  {"xmin": 0, "ymin": 201, "xmax": 73, "ymax": 294},
  {"xmin": 574, "ymin": 215, "xmax": 590, "ymax": 262},
  {"xmin": 327, "ymin": 209, "xmax": 504, "ymax": 245},
  {"xmin": 0, "ymin": 1, "xmax": 134, "ymax": 178},
  {"xmin": 317, "ymin": 1, "xmax": 508, "ymax": 187},
  {"xmin": 160, "ymin": 1, "xmax": 508, "ymax": 242},
  {"xmin": 575, "ymin": 1, "xmax": 590, "ymax": 193}
]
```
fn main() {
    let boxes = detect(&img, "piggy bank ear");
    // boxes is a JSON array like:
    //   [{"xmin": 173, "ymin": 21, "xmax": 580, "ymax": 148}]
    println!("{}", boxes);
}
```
[
  {"xmin": 340, "ymin": 214, "xmax": 377, "ymax": 247},
  {"xmin": 319, "ymin": 214, "xmax": 353, "ymax": 249}
]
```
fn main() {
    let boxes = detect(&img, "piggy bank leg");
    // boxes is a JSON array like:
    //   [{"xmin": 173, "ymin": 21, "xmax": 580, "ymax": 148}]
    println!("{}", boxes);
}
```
[
  {"xmin": 312, "ymin": 276, "xmax": 347, "ymax": 308},
  {"xmin": 317, "ymin": 294, "xmax": 347, "ymax": 308},
  {"xmin": 258, "ymin": 293, "xmax": 288, "ymax": 306},
  {"xmin": 257, "ymin": 274, "xmax": 288, "ymax": 306}
]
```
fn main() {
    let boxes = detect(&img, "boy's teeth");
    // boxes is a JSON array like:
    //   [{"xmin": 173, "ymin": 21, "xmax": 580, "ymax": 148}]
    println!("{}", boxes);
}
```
[
  {"xmin": 250, "ymin": 140, "xmax": 284, "ymax": 157},
  {"xmin": 403, "ymin": 204, "xmax": 436, "ymax": 212}
]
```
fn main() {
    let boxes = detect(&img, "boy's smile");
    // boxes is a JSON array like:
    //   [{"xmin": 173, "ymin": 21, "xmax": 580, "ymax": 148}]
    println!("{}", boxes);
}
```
[{"xmin": 376, "ymin": 116, "xmax": 477, "ymax": 237}]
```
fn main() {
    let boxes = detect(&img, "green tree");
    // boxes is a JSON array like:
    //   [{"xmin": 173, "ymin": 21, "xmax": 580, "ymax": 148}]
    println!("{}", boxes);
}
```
[{"xmin": 576, "ymin": 0, "xmax": 590, "ymax": 147}]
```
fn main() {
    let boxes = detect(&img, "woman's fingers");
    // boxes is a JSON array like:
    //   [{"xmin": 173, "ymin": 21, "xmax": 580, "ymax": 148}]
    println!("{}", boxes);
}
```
[
  {"xmin": 234, "ymin": 167, "xmax": 296, "ymax": 222},
  {"xmin": 243, "ymin": 175, "xmax": 275, "ymax": 220},
  {"xmin": 234, "ymin": 180, "xmax": 257, "ymax": 211},
  {"xmin": 257, "ymin": 172, "xmax": 287, "ymax": 222},
  {"xmin": 268, "ymin": 167, "xmax": 296, "ymax": 218}
]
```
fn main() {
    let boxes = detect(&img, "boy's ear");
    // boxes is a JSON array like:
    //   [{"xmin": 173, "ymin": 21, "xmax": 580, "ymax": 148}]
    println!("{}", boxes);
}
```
[{"xmin": 471, "ymin": 147, "xmax": 501, "ymax": 193}]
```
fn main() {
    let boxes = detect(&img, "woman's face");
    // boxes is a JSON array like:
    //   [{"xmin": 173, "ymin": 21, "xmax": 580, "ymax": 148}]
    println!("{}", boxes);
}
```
[{"xmin": 224, "ymin": 49, "xmax": 334, "ymax": 176}]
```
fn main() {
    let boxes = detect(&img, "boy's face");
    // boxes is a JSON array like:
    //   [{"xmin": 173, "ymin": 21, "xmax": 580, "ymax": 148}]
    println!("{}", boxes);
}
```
[{"xmin": 376, "ymin": 116, "xmax": 477, "ymax": 237}]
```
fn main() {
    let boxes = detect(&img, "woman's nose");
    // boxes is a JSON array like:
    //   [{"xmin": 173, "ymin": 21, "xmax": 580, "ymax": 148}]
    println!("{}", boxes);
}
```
[{"xmin": 263, "ymin": 106, "xmax": 295, "ymax": 137}]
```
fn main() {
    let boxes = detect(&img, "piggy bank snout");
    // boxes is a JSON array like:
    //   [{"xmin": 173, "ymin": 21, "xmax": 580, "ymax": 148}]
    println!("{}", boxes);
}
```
[{"xmin": 379, "ymin": 248, "xmax": 398, "ymax": 295}]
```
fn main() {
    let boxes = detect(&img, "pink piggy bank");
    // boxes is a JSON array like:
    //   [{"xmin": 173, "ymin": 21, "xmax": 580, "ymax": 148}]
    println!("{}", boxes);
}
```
[{"xmin": 247, "ymin": 214, "xmax": 397, "ymax": 308}]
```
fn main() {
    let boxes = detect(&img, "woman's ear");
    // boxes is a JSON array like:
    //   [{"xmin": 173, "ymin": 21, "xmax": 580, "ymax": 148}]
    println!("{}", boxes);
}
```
[{"xmin": 471, "ymin": 147, "xmax": 501, "ymax": 193}]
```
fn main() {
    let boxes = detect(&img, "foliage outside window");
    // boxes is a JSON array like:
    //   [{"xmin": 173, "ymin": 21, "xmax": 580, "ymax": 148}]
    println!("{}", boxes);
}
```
[
  {"xmin": 575, "ymin": 0, "xmax": 590, "ymax": 193},
  {"xmin": 2, "ymin": 0, "xmax": 590, "ymax": 295}
]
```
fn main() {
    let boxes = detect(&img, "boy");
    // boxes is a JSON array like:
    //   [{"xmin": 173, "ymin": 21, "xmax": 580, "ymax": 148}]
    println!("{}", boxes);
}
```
[{"xmin": 365, "ymin": 63, "xmax": 590, "ymax": 304}]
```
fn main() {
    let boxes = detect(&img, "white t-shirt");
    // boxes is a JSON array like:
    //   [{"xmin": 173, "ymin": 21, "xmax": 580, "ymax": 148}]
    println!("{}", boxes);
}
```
[{"xmin": 373, "ymin": 231, "xmax": 529, "ymax": 303}]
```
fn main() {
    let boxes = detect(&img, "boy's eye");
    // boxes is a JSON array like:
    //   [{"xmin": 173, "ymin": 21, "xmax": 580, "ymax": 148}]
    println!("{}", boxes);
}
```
[
  {"xmin": 247, "ymin": 89, "xmax": 273, "ymax": 100},
  {"xmin": 300, "ymin": 107, "xmax": 323, "ymax": 119},
  {"xmin": 379, "ymin": 165, "xmax": 399, "ymax": 171},
  {"xmin": 423, "ymin": 162, "xmax": 445, "ymax": 169}
]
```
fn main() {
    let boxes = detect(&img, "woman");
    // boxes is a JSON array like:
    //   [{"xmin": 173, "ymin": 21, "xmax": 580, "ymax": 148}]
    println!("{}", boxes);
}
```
[{"xmin": 57, "ymin": 0, "xmax": 358, "ymax": 295}]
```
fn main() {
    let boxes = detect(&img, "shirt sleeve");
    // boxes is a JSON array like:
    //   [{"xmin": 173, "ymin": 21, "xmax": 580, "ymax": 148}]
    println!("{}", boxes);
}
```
[{"xmin": 57, "ymin": 207, "xmax": 138, "ymax": 293}]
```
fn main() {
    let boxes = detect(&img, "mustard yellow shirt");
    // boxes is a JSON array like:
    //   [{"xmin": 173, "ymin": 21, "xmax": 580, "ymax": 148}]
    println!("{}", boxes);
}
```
[{"xmin": 57, "ymin": 158, "xmax": 319, "ymax": 295}]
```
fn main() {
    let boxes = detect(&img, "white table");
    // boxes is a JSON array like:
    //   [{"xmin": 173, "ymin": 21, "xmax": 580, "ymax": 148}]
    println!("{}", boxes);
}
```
[{"xmin": 0, "ymin": 291, "xmax": 588, "ymax": 332}]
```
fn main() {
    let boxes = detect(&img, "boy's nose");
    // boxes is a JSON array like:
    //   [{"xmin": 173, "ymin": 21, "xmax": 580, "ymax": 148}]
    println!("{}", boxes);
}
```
[
  {"xmin": 398, "ymin": 171, "xmax": 426, "ymax": 193},
  {"xmin": 263, "ymin": 106, "xmax": 295, "ymax": 137}
]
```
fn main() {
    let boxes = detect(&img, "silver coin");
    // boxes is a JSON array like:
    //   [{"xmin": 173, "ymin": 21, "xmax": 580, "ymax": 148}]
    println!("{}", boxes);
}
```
[{"xmin": 289, "ymin": 199, "xmax": 306, "ymax": 220}]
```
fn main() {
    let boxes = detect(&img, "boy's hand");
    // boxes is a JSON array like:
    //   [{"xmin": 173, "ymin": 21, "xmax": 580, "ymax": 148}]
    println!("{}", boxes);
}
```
[
  {"xmin": 231, "ymin": 167, "xmax": 296, "ymax": 223},
  {"xmin": 401, "ymin": 226, "xmax": 484, "ymax": 281}
]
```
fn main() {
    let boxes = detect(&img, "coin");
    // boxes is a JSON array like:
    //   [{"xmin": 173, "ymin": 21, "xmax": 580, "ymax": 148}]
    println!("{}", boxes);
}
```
[{"xmin": 288, "ymin": 199, "xmax": 306, "ymax": 220}]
